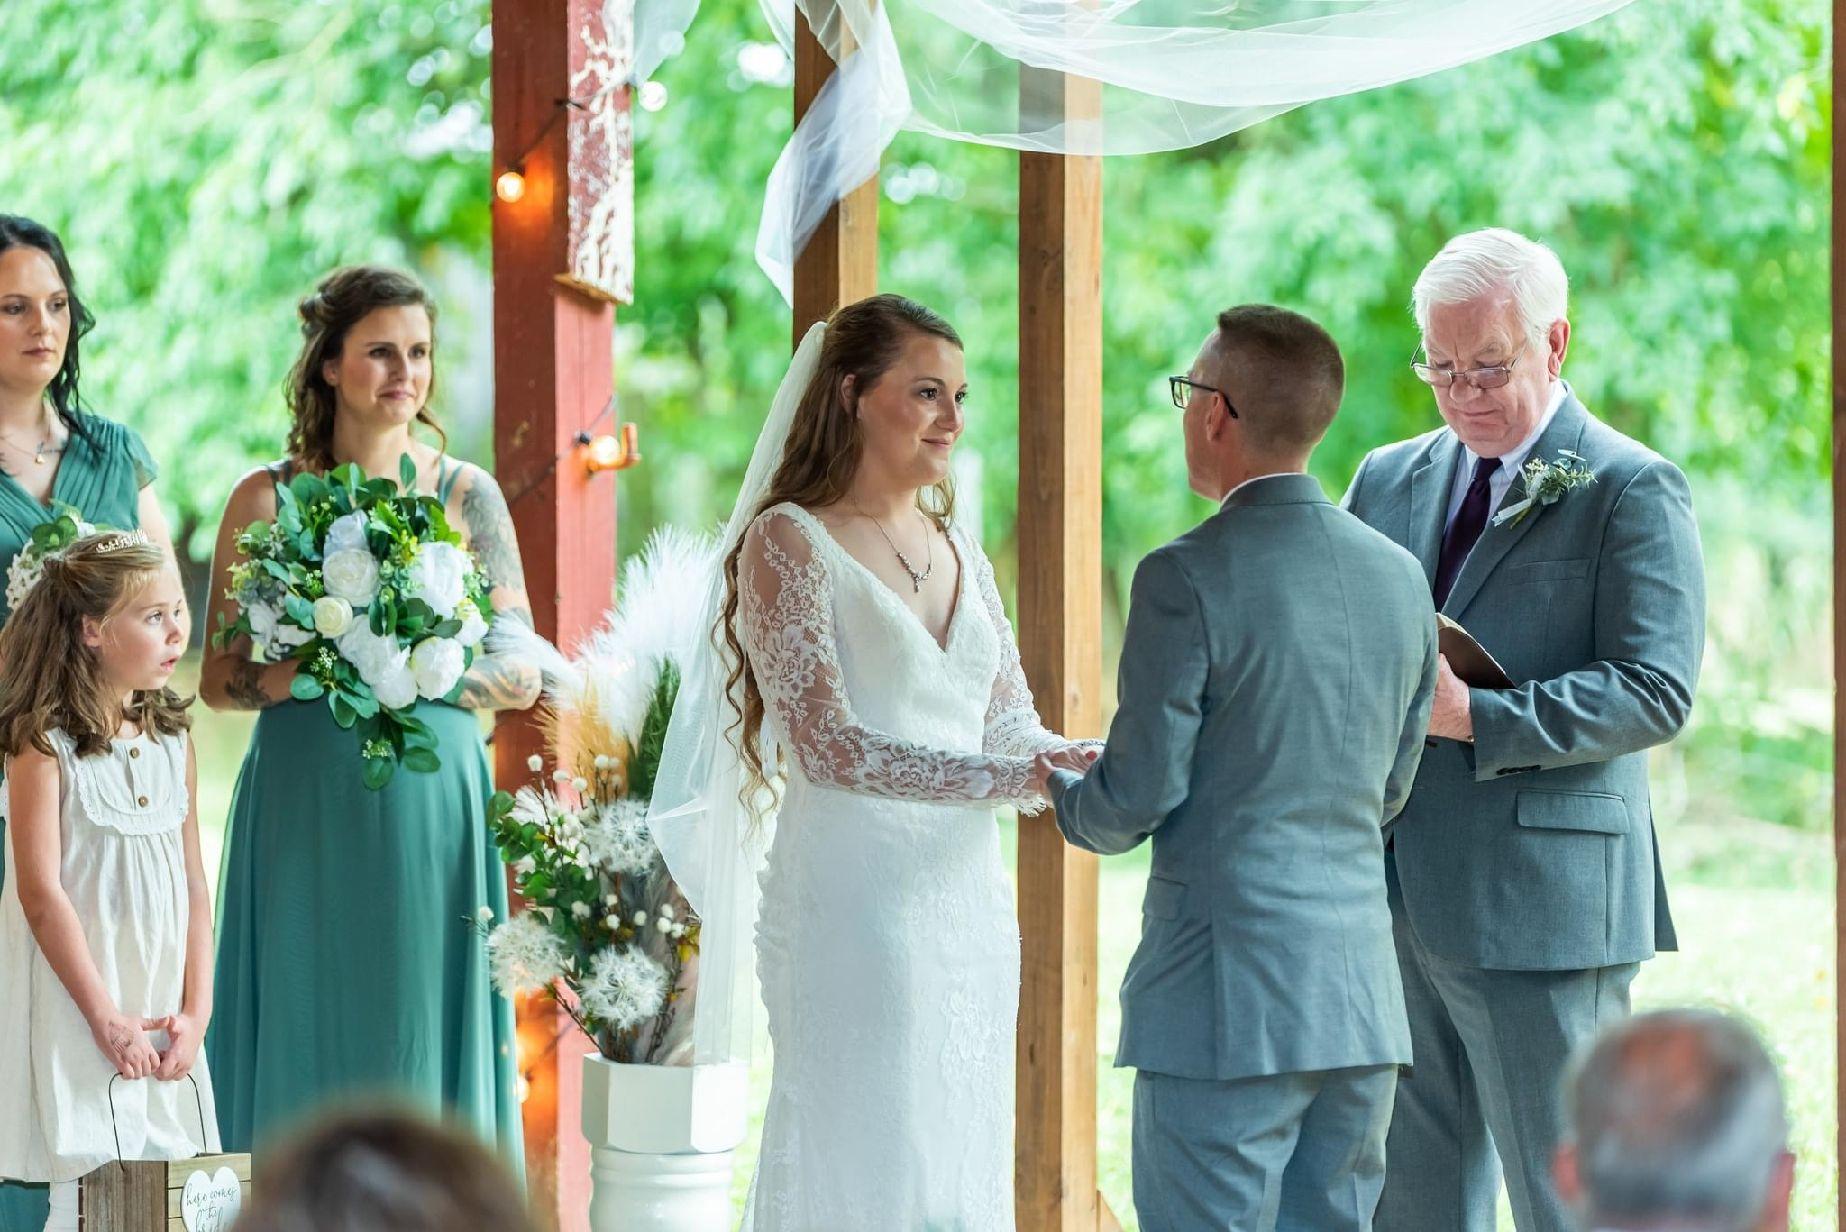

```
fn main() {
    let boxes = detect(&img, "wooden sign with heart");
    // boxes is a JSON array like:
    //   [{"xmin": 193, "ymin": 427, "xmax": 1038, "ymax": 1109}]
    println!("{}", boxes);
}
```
[{"xmin": 178, "ymin": 1165, "xmax": 243, "ymax": 1232}]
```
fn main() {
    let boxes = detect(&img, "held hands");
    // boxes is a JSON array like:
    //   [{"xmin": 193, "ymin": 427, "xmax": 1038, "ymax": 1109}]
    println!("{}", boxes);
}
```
[
  {"xmin": 88, "ymin": 1011, "xmax": 163, "ymax": 1080},
  {"xmin": 89, "ymin": 1010, "xmax": 206, "ymax": 1080},
  {"xmin": 153, "ymin": 1012, "xmax": 205, "ymax": 1081},
  {"xmin": 1029, "ymin": 744, "xmax": 1101, "ymax": 796},
  {"xmin": 1428, "ymin": 654, "xmax": 1475, "ymax": 743}
]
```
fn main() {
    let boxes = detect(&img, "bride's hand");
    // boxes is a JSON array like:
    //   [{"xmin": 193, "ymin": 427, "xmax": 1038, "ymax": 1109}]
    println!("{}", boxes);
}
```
[
  {"xmin": 1029, "ymin": 753, "xmax": 1059, "ymax": 796},
  {"xmin": 1046, "ymin": 744, "xmax": 1100, "ymax": 775}
]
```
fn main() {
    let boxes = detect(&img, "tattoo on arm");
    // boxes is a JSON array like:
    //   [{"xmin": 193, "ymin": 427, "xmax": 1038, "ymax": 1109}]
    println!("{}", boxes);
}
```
[
  {"xmin": 455, "ymin": 606, "xmax": 540, "ymax": 711},
  {"xmin": 456, "ymin": 655, "xmax": 542, "ymax": 711},
  {"xmin": 225, "ymin": 657, "xmax": 274, "ymax": 712},
  {"xmin": 461, "ymin": 473, "xmax": 527, "ymax": 592}
]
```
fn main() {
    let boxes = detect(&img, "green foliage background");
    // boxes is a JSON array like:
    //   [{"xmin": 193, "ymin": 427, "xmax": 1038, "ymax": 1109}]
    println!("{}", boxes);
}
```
[{"xmin": 2, "ymin": 0, "xmax": 1835, "ymax": 1221}]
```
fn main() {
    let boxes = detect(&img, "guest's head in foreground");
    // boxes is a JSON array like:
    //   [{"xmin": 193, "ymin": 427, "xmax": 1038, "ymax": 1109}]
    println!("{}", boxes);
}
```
[
  {"xmin": 233, "ymin": 1106, "xmax": 537, "ymax": 1232},
  {"xmin": 1411, "ymin": 226, "xmax": 1571, "ymax": 460},
  {"xmin": 0, "ymin": 531, "xmax": 189, "ymax": 758},
  {"xmin": 285, "ymin": 264, "xmax": 447, "ymax": 474},
  {"xmin": 1556, "ymin": 1009, "xmax": 1794, "ymax": 1232},
  {"xmin": 1172, "ymin": 303, "xmax": 1343, "ymax": 503}
]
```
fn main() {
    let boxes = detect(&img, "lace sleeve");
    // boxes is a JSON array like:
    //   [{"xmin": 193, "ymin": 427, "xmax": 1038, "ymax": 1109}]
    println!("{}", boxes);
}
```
[
  {"xmin": 966, "ymin": 533, "xmax": 1099, "ymax": 759},
  {"xmin": 740, "ymin": 509, "xmax": 1045, "ymax": 812}
]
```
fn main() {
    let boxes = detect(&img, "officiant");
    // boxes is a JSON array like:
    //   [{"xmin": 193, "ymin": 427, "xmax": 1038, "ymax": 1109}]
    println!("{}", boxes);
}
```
[{"xmin": 1341, "ymin": 228, "xmax": 1706, "ymax": 1232}]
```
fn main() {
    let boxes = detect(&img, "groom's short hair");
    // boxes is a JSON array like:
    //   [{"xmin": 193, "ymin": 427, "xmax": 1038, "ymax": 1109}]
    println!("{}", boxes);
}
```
[{"xmin": 1207, "ymin": 305, "xmax": 1344, "ymax": 455}]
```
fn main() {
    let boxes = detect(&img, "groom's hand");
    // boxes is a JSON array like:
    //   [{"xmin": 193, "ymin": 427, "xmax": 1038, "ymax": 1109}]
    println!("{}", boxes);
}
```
[
  {"xmin": 1428, "ymin": 654, "xmax": 1474, "ymax": 742},
  {"xmin": 1046, "ymin": 745, "xmax": 1099, "ymax": 775}
]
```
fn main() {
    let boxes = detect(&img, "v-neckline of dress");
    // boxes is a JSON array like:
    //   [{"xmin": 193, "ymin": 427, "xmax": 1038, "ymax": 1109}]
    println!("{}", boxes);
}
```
[
  {"xmin": 787, "ymin": 504, "xmax": 967, "ymax": 657},
  {"xmin": 0, "ymin": 440, "xmax": 75, "ymax": 529}
]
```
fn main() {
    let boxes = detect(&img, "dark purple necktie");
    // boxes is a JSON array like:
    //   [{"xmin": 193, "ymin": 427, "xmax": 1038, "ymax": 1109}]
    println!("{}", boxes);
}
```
[{"xmin": 1434, "ymin": 455, "xmax": 1499, "ymax": 609}]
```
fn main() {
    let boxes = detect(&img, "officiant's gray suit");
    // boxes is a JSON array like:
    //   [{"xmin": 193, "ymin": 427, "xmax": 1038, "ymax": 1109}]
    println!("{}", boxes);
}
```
[
  {"xmin": 1050, "ymin": 473, "xmax": 1439, "ymax": 1232},
  {"xmin": 1342, "ymin": 389, "xmax": 1705, "ymax": 1232}
]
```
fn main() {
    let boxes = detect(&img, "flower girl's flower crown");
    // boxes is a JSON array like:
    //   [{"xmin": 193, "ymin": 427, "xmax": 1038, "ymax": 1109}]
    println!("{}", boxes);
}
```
[{"xmin": 4, "ymin": 518, "xmax": 149, "ymax": 610}]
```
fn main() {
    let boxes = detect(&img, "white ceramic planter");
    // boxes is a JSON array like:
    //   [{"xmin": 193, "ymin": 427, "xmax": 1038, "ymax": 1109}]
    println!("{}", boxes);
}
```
[{"xmin": 580, "ymin": 1055, "xmax": 749, "ymax": 1232}]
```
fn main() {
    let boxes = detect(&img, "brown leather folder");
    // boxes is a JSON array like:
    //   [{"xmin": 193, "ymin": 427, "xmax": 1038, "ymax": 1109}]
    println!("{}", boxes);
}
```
[{"xmin": 1436, "ymin": 614, "xmax": 1515, "ymax": 689}]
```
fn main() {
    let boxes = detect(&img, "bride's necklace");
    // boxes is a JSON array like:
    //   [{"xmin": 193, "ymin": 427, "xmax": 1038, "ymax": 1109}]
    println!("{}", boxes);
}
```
[{"xmin": 858, "ymin": 505, "xmax": 933, "ymax": 593}]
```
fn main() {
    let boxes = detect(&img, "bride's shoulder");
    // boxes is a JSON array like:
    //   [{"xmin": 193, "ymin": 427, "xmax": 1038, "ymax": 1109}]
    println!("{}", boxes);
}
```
[{"xmin": 745, "ymin": 502, "xmax": 829, "ymax": 563}]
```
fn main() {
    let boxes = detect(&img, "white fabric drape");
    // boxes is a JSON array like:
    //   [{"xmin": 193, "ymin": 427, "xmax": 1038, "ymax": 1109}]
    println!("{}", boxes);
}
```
[{"xmin": 741, "ymin": 0, "xmax": 1637, "ymax": 297}]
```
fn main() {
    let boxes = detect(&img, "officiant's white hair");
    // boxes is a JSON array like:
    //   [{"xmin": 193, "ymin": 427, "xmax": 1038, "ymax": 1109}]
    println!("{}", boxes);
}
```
[
  {"xmin": 1563, "ymin": 1009, "xmax": 1788, "ymax": 1232},
  {"xmin": 1412, "ymin": 228, "xmax": 1569, "ymax": 346}
]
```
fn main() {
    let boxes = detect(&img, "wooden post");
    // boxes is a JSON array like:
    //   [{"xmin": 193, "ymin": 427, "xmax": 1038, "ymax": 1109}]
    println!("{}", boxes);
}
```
[
  {"xmin": 792, "ymin": 10, "xmax": 878, "ymax": 341},
  {"xmin": 1015, "ymin": 64, "xmax": 1109, "ymax": 1232},
  {"xmin": 1832, "ymin": 2, "xmax": 1843, "ymax": 1224},
  {"xmin": 492, "ymin": 1, "xmax": 621, "ymax": 1227}
]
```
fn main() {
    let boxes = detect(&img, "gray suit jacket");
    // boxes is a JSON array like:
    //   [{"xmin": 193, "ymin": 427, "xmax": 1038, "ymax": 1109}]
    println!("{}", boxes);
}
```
[
  {"xmin": 1050, "ymin": 474, "xmax": 1438, "ymax": 1082},
  {"xmin": 1343, "ymin": 391, "xmax": 1705, "ymax": 972}
]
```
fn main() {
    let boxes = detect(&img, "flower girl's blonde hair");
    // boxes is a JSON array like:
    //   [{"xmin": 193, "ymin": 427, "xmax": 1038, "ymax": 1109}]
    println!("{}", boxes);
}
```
[{"xmin": 0, "ymin": 533, "xmax": 191, "ymax": 759}]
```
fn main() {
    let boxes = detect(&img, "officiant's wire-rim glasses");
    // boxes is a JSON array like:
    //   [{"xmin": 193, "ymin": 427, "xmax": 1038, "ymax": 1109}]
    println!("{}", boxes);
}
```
[
  {"xmin": 1169, "ymin": 375, "xmax": 1238, "ymax": 417},
  {"xmin": 1410, "ymin": 341, "xmax": 1528, "ymax": 391}
]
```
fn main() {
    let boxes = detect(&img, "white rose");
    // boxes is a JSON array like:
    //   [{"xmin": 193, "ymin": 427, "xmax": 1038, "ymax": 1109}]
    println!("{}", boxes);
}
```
[
  {"xmin": 526, "ymin": 754, "xmax": 544, "ymax": 773},
  {"xmin": 409, "ymin": 636, "xmax": 465, "ymax": 700},
  {"xmin": 312, "ymin": 596, "xmax": 355, "ymax": 638},
  {"xmin": 324, "ymin": 511, "xmax": 370, "ymax": 557},
  {"xmin": 246, "ymin": 598, "xmax": 280, "ymax": 646},
  {"xmin": 406, "ymin": 542, "xmax": 469, "ymax": 618},
  {"xmin": 249, "ymin": 598, "xmax": 311, "ymax": 658},
  {"xmin": 455, "ymin": 602, "xmax": 490, "ymax": 648},
  {"xmin": 338, "ymin": 622, "xmax": 399, "ymax": 684},
  {"xmin": 371, "ymin": 654, "xmax": 418, "ymax": 711},
  {"xmin": 323, "ymin": 548, "xmax": 381, "ymax": 606}
]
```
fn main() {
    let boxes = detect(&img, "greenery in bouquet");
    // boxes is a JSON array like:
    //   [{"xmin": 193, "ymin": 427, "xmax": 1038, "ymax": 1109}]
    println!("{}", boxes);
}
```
[
  {"xmin": 478, "ymin": 528, "xmax": 717, "ymax": 1064},
  {"xmin": 212, "ymin": 453, "xmax": 492, "ymax": 788},
  {"xmin": 4, "ymin": 508, "xmax": 105, "ymax": 611}
]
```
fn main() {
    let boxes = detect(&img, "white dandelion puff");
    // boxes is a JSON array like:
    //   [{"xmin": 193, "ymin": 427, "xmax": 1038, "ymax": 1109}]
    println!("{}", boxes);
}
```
[
  {"xmin": 584, "ymin": 798, "xmax": 658, "ymax": 876},
  {"xmin": 485, "ymin": 913, "xmax": 568, "ymax": 998},
  {"xmin": 579, "ymin": 946, "xmax": 670, "ymax": 1031}
]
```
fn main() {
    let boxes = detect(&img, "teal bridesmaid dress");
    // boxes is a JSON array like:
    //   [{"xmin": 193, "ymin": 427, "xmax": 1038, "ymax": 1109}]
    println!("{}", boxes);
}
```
[
  {"xmin": 204, "ymin": 462, "xmax": 521, "ymax": 1168},
  {"xmin": 0, "ymin": 412, "xmax": 158, "ymax": 1232}
]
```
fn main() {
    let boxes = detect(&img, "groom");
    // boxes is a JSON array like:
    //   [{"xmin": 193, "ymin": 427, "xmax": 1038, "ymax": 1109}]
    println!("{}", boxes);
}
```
[
  {"xmin": 1342, "ymin": 228, "xmax": 1706, "ymax": 1232},
  {"xmin": 1044, "ymin": 305, "xmax": 1438, "ymax": 1231}
]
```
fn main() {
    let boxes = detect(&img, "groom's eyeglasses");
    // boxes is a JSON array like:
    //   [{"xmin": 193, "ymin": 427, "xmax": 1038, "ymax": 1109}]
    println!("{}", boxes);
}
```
[{"xmin": 1169, "ymin": 375, "xmax": 1238, "ymax": 417}]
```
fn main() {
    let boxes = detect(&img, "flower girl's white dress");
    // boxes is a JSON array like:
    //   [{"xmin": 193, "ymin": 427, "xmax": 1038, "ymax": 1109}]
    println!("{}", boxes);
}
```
[
  {"xmin": 738, "ymin": 505, "xmax": 1072, "ymax": 1231},
  {"xmin": 0, "ymin": 729, "xmax": 220, "ymax": 1185}
]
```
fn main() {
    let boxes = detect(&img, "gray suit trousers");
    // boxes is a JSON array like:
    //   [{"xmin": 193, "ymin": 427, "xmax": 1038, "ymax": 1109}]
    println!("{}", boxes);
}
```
[
  {"xmin": 1133, "ymin": 1064, "xmax": 1397, "ymax": 1232},
  {"xmin": 1376, "ymin": 849, "xmax": 1637, "ymax": 1232}
]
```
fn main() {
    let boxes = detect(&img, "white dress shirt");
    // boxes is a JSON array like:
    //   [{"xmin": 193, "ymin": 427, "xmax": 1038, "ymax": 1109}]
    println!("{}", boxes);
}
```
[{"xmin": 1444, "ymin": 380, "xmax": 1569, "ymax": 530}]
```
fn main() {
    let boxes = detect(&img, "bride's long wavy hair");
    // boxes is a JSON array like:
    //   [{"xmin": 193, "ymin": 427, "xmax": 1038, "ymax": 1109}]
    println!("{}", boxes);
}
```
[{"xmin": 720, "ymin": 294, "xmax": 961, "ymax": 804}]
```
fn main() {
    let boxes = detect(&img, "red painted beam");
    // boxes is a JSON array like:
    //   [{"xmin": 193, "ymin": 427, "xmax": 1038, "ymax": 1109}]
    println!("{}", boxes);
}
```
[{"xmin": 492, "ymin": 0, "xmax": 621, "ymax": 1226}]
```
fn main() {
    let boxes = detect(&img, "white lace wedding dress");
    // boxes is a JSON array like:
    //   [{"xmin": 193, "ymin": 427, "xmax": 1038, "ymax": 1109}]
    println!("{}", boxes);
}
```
[{"xmin": 737, "ymin": 503, "xmax": 1070, "ymax": 1232}]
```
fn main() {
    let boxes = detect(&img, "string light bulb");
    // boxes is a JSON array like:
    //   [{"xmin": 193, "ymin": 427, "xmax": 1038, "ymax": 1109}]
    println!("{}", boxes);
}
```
[
  {"xmin": 496, "ymin": 167, "xmax": 528, "ymax": 203},
  {"xmin": 581, "ymin": 423, "xmax": 640, "ymax": 473}
]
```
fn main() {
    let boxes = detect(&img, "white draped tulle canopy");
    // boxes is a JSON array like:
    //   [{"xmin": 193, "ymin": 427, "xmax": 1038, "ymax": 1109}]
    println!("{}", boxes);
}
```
[{"xmin": 741, "ymin": 0, "xmax": 1638, "ymax": 298}]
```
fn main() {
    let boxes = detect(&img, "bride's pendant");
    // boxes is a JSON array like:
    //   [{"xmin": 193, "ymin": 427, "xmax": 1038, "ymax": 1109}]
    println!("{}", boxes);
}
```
[{"xmin": 893, "ymin": 549, "xmax": 929, "ymax": 593}]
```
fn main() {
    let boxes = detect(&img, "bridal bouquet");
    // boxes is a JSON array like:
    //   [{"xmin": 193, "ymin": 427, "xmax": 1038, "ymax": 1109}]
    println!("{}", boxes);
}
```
[
  {"xmin": 478, "ymin": 527, "xmax": 715, "ymax": 1064},
  {"xmin": 213, "ymin": 455, "xmax": 491, "ymax": 788}
]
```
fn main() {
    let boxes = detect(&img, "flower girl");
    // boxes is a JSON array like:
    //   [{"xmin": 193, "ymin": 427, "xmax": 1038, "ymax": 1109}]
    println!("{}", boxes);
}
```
[{"xmin": 0, "ymin": 531, "xmax": 219, "ymax": 1231}]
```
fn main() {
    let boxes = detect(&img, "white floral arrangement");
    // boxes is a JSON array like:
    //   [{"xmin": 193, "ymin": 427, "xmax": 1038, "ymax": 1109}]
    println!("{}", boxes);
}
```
[
  {"xmin": 211, "ymin": 455, "xmax": 491, "ymax": 788},
  {"xmin": 478, "ymin": 527, "xmax": 717, "ymax": 1064},
  {"xmin": 5, "ymin": 509, "xmax": 98, "ymax": 611}
]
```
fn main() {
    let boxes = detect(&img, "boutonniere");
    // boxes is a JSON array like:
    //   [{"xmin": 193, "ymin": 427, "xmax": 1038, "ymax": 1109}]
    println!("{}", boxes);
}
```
[{"xmin": 1492, "ymin": 450, "xmax": 1595, "ymax": 529}]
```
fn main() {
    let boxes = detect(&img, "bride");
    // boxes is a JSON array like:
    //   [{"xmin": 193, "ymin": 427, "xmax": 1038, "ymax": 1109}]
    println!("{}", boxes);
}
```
[{"xmin": 652, "ymin": 294, "xmax": 1094, "ymax": 1230}]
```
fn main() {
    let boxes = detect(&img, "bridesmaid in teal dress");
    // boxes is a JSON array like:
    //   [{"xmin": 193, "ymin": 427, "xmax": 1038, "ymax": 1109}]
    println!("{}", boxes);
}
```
[
  {"xmin": 0, "ymin": 215, "xmax": 176, "ymax": 1232},
  {"xmin": 201, "ymin": 267, "xmax": 537, "ymax": 1165}
]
